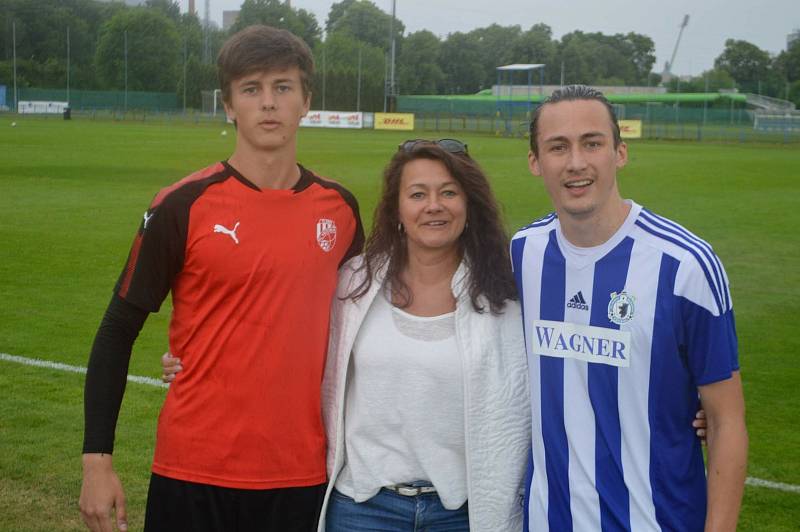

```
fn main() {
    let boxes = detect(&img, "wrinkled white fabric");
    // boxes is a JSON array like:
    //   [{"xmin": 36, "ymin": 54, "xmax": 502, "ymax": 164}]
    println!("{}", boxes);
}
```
[{"xmin": 334, "ymin": 291, "xmax": 467, "ymax": 509}]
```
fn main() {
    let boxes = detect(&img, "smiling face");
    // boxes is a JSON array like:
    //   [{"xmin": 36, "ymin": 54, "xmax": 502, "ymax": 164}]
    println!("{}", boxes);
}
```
[
  {"xmin": 398, "ymin": 158, "xmax": 467, "ymax": 256},
  {"xmin": 223, "ymin": 66, "xmax": 310, "ymax": 154},
  {"xmin": 529, "ymin": 99, "xmax": 628, "ymax": 222}
]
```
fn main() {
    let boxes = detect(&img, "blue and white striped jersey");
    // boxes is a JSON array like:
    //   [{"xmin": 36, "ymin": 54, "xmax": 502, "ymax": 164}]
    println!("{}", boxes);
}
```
[{"xmin": 511, "ymin": 201, "xmax": 738, "ymax": 532}]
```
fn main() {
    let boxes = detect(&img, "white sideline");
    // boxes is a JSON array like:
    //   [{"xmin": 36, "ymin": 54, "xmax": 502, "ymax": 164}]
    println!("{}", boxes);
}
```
[
  {"xmin": 0, "ymin": 352, "xmax": 168, "ymax": 389},
  {"xmin": 2, "ymin": 352, "xmax": 799, "ymax": 494},
  {"xmin": 745, "ymin": 477, "xmax": 800, "ymax": 494}
]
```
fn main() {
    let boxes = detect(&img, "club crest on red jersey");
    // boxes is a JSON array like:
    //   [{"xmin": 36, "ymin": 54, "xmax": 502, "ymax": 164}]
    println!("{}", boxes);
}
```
[{"xmin": 316, "ymin": 218, "xmax": 337, "ymax": 252}]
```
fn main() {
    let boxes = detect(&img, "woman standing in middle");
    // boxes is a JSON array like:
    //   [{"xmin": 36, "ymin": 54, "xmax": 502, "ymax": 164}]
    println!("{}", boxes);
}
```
[{"xmin": 319, "ymin": 140, "xmax": 530, "ymax": 531}]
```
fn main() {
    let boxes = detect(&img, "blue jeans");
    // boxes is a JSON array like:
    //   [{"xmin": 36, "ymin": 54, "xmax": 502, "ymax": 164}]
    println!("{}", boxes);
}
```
[{"xmin": 326, "ymin": 485, "xmax": 469, "ymax": 531}]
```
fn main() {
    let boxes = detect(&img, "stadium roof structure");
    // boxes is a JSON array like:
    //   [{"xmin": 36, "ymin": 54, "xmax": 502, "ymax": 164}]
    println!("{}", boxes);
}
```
[
  {"xmin": 496, "ymin": 64, "xmax": 545, "ymax": 71},
  {"xmin": 495, "ymin": 64, "xmax": 547, "ymax": 135}
]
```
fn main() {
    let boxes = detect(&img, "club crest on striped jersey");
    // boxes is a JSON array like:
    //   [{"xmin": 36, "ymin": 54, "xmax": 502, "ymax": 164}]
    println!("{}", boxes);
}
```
[
  {"xmin": 316, "ymin": 218, "xmax": 337, "ymax": 252},
  {"xmin": 608, "ymin": 291, "xmax": 635, "ymax": 325}
]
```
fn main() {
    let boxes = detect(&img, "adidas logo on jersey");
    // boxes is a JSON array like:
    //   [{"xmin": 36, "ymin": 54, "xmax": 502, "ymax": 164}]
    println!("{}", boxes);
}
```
[{"xmin": 567, "ymin": 291, "xmax": 589, "ymax": 311}]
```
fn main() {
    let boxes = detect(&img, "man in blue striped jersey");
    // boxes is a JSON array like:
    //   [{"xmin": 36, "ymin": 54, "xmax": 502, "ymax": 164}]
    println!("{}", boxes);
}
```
[{"xmin": 511, "ymin": 85, "xmax": 747, "ymax": 531}]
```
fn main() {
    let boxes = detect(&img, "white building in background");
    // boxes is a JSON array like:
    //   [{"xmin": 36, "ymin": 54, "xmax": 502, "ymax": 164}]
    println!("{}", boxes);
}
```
[{"xmin": 223, "ymin": 10, "xmax": 240, "ymax": 31}]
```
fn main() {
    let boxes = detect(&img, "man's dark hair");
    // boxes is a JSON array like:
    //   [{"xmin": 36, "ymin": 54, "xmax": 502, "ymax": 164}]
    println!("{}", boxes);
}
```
[
  {"xmin": 217, "ymin": 25, "xmax": 314, "ymax": 104},
  {"xmin": 528, "ymin": 84, "xmax": 621, "ymax": 155}
]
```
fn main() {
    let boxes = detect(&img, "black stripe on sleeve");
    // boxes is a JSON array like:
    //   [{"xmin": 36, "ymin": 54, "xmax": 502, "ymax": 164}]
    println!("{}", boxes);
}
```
[{"xmin": 83, "ymin": 294, "xmax": 149, "ymax": 454}]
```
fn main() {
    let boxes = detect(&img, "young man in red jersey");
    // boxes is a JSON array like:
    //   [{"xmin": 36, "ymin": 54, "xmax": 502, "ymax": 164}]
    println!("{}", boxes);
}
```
[{"xmin": 79, "ymin": 26, "xmax": 363, "ymax": 532}]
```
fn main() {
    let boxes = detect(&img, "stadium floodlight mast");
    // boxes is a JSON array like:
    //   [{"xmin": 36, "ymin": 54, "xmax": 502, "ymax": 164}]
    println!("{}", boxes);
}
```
[
  {"xmin": 183, "ymin": 38, "xmax": 188, "ymax": 113},
  {"xmin": 357, "ymin": 45, "xmax": 362, "ymax": 112},
  {"xmin": 384, "ymin": 0, "xmax": 397, "ymax": 112},
  {"xmin": 124, "ymin": 30, "xmax": 128, "ymax": 113},
  {"xmin": 66, "ymin": 26, "xmax": 70, "ymax": 107},
  {"xmin": 12, "ymin": 20, "xmax": 18, "ymax": 112}
]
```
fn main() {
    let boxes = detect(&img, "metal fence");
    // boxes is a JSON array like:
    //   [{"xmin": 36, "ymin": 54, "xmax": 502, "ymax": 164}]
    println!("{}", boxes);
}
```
[{"xmin": 410, "ymin": 106, "xmax": 800, "ymax": 144}]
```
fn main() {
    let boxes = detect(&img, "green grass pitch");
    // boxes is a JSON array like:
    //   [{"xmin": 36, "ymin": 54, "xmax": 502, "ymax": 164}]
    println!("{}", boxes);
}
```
[{"xmin": 1, "ymin": 116, "xmax": 799, "ymax": 530}]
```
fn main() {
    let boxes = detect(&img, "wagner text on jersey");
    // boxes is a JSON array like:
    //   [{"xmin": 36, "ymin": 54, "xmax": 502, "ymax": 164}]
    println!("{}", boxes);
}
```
[{"xmin": 531, "ymin": 320, "xmax": 631, "ymax": 367}]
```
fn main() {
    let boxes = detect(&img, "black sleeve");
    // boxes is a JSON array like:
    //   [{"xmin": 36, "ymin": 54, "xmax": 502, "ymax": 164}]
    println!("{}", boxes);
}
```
[
  {"xmin": 115, "ymin": 196, "xmax": 188, "ymax": 313},
  {"xmin": 82, "ymin": 294, "xmax": 149, "ymax": 454},
  {"xmin": 340, "ymin": 191, "xmax": 365, "ymax": 267}
]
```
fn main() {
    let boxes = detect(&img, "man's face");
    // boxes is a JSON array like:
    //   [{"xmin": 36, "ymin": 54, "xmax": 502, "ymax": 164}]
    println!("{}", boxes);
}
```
[
  {"xmin": 223, "ymin": 67, "xmax": 310, "ymax": 153},
  {"xmin": 529, "ymin": 99, "xmax": 627, "ymax": 220}
]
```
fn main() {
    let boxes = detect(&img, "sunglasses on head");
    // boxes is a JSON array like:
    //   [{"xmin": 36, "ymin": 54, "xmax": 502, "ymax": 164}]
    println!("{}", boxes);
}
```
[{"xmin": 398, "ymin": 138, "xmax": 469, "ymax": 155}]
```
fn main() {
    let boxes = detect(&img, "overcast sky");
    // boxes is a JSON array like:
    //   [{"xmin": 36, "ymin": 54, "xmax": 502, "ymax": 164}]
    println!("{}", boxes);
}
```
[{"xmin": 180, "ymin": 0, "xmax": 799, "ymax": 77}]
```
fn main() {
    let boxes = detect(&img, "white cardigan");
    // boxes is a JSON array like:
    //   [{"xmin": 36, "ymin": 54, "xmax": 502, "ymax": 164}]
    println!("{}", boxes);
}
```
[{"xmin": 318, "ymin": 256, "xmax": 531, "ymax": 531}]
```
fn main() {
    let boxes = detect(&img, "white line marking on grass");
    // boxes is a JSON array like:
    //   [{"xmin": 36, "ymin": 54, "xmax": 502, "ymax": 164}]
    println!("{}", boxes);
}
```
[
  {"xmin": 0, "ymin": 352, "xmax": 168, "ymax": 389},
  {"xmin": 746, "ymin": 477, "xmax": 800, "ymax": 494},
  {"xmin": 3, "ymin": 352, "xmax": 800, "ymax": 494}
]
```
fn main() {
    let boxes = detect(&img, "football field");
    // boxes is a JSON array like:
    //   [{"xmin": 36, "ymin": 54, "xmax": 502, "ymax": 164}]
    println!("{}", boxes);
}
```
[{"xmin": 1, "ymin": 117, "xmax": 799, "ymax": 530}]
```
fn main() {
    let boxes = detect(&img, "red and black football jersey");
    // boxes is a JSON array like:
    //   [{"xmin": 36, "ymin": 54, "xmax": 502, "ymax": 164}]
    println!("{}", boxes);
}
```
[{"xmin": 116, "ymin": 161, "xmax": 363, "ymax": 489}]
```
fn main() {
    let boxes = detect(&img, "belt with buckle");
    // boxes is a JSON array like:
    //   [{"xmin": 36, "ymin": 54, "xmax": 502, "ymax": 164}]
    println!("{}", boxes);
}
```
[{"xmin": 384, "ymin": 483, "xmax": 437, "ymax": 496}]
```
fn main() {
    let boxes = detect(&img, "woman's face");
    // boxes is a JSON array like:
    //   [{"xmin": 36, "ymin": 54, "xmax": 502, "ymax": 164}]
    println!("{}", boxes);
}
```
[{"xmin": 397, "ymin": 158, "xmax": 467, "ymax": 256}]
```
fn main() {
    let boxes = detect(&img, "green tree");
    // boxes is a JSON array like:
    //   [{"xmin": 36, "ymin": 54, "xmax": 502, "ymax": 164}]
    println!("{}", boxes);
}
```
[
  {"xmin": 553, "ymin": 31, "xmax": 654, "ymax": 86},
  {"xmin": 467, "ymin": 24, "xmax": 521, "ymax": 88},
  {"xmin": 775, "ymin": 41, "xmax": 800, "ymax": 83},
  {"xmin": 325, "ymin": 0, "xmax": 356, "ymax": 34},
  {"xmin": 175, "ymin": 11, "xmax": 221, "ymax": 108},
  {"xmin": 397, "ymin": 30, "xmax": 443, "ymax": 94},
  {"xmin": 94, "ymin": 8, "xmax": 180, "ymax": 92},
  {"xmin": 439, "ymin": 32, "xmax": 483, "ymax": 93},
  {"xmin": 326, "ymin": 0, "xmax": 404, "ymax": 52},
  {"xmin": 787, "ymin": 80, "xmax": 800, "ymax": 107},
  {"xmin": 714, "ymin": 39, "xmax": 771, "ymax": 91},
  {"xmin": 145, "ymin": 0, "xmax": 181, "ymax": 23},
  {"xmin": 232, "ymin": 0, "xmax": 320, "ymax": 48},
  {"xmin": 510, "ymin": 24, "xmax": 556, "ymax": 82},
  {"xmin": 615, "ymin": 32, "xmax": 656, "ymax": 84},
  {"xmin": 0, "ymin": 0, "xmax": 106, "ymax": 89},
  {"xmin": 176, "ymin": 54, "xmax": 217, "ymax": 109},
  {"xmin": 665, "ymin": 68, "xmax": 735, "ymax": 93},
  {"xmin": 312, "ymin": 31, "xmax": 384, "ymax": 111},
  {"xmin": 556, "ymin": 32, "xmax": 594, "ymax": 85}
]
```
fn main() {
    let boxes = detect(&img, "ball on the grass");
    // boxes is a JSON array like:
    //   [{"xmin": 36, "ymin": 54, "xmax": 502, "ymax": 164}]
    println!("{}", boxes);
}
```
[
  {"xmin": 11, "ymin": 122, "xmax": 16, "ymax": 127},
  {"xmin": 221, "ymin": 130, "xmax": 227, "ymax": 136}
]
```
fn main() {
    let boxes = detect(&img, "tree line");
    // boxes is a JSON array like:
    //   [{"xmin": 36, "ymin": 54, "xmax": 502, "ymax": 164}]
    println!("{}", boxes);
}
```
[{"xmin": 1, "ymin": 0, "xmax": 799, "ymax": 111}]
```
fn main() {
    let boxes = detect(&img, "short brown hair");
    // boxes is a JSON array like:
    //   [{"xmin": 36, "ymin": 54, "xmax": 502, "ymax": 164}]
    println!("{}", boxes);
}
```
[
  {"xmin": 217, "ymin": 25, "xmax": 314, "ymax": 104},
  {"xmin": 529, "ymin": 84, "xmax": 621, "ymax": 156}
]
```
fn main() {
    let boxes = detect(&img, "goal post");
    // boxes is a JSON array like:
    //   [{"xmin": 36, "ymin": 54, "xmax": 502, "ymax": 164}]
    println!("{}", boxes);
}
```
[{"xmin": 201, "ymin": 89, "xmax": 224, "ymax": 118}]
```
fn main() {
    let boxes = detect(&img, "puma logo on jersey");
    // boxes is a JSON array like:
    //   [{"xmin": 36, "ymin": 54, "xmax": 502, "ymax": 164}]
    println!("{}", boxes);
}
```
[
  {"xmin": 143, "ymin": 211, "xmax": 154, "ymax": 229},
  {"xmin": 213, "ymin": 222, "xmax": 240, "ymax": 244}
]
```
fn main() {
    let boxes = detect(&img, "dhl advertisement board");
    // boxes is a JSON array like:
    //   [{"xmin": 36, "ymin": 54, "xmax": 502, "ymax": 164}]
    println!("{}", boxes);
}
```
[
  {"xmin": 374, "ymin": 113, "xmax": 415, "ymax": 131},
  {"xmin": 619, "ymin": 120, "xmax": 642, "ymax": 139}
]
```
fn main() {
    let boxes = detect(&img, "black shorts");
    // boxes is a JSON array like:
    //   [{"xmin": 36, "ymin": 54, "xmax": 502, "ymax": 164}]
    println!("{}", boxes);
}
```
[{"xmin": 144, "ymin": 473, "xmax": 326, "ymax": 532}]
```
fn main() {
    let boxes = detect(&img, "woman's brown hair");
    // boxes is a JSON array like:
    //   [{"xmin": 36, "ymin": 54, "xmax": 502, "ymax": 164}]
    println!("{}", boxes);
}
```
[{"xmin": 349, "ymin": 143, "xmax": 517, "ymax": 314}]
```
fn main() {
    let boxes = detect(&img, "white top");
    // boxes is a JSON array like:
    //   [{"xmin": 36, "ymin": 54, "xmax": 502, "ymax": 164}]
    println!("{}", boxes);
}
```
[{"xmin": 334, "ymin": 288, "xmax": 468, "ymax": 510}]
